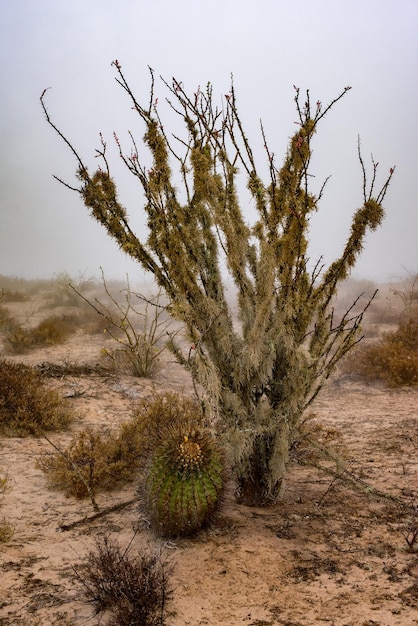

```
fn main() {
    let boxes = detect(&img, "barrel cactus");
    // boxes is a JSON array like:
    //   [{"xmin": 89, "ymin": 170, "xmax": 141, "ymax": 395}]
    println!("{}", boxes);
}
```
[{"xmin": 143, "ymin": 420, "xmax": 225, "ymax": 537}]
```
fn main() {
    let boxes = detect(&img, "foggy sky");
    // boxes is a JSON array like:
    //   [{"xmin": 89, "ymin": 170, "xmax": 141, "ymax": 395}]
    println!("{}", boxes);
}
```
[{"xmin": 1, "ymin": 0, "xmax": 417, "ymax": 283}]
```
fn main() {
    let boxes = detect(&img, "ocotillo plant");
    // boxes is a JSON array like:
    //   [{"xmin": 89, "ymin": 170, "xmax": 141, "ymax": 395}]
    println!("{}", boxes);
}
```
[{"xmin": 41, "ymin": 65, "xmax": 394, "ymax": 505}]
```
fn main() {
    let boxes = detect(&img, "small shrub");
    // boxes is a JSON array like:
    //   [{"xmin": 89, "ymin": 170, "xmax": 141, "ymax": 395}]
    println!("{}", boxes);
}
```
[
  {"xmin": 46, "ymin": 271, "xmax": 96, "ymax": 308},
  {"xmin": 0, "ymin": 359, "xmax": 75, "ymax": 436},
  {"xmin": 343, "ymin": 320, "xmax": 418, "ymax": 386},
  {"xmin": 38, "ymin": 421, "xmax": 144, "ymax": 498},
  {"xmin": 5, "ymin": 314, "xmax": 79, "ymax": 353},
  {"xmin": 80, "ymin": 309, "xmax": 111, "ymax": 335},
  {"xmin": 0, "ymin": 275, "xmax": 51, "ymax": 297},
  {"xmin": 0, "ymin": 518, "xmax": 14, "ymax": 543},
  {"xmin": 76, "ymin": 535, "xmax": 173, "ymax": 626},
  {"xmin": 391, "ymin": 273, "xmax": 418, "ymax": 321},
  {"xmin": 75, "ymin": 270, "xmax": 171, "ymax": 377},
  {"xmin": 100, "ymin": 340, "xmax": 160, "ymax": 377}
]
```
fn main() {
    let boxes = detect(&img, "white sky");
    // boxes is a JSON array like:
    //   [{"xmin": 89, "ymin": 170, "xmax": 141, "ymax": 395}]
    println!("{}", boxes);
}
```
[{"xmin": 0, "ymin": 0, "xmax": 417, "ymax": 282}]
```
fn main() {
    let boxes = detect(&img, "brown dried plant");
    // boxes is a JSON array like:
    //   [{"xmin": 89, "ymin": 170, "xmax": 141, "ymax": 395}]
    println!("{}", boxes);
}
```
[
  {"xmin": 74, "ymin": 534, "xmax": 173, "ymax": 625},
  {"xmin": 5, "ymin": 314, "xmax": 80, "ymax": 354},
  {"xmin": 38, "ymin": 419, "xmax": 144, "ymax": 501},
  {"xmin": 0, "ymin": 359, "xmax": 75, "ymax": 436},
  {"xmin": 71, "ymin": 268, "xmax": 172, "ymax": 377}
]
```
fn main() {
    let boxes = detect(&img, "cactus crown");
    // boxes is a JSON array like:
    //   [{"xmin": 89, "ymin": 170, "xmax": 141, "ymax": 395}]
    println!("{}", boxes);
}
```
[
  {"xmin": 162, "ymin": 423, "xmax": 212, "ymax": 475},
  {"xmin": 178, "ymin": 435, "xmax": 203, "ymax": 472}
]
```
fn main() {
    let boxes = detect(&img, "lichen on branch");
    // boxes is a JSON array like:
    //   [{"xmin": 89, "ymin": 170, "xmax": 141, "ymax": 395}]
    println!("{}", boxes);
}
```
[{"xmin": 41, "ymin": 66, "xmax": 394, "ymax": 505}]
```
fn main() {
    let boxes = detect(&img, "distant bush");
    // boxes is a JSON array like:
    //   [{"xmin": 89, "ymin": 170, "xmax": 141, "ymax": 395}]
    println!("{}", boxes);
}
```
[
  {"xmin": 76, "ymin": 535, "xmax": 173, "ymax": 626},
  {"xmin": 0, "ymin": 275, "xmax": 51, "ymax": 297},
  {"xmin": 391, "ymin": 273, "xmax": 418, "ymax": 321},
  {"xmin": 0, "ymin": 290, "xmax": 28, "ymax": 303},
  {"xmin": 4, "ymin": 314, "xmax": 79, "ymax": 354},
  {"xmin": 343, "ymin": 319, "xmax": 418, "ymax": 387},
  {"xmin": 45, "ymin": 271, "xmax": 97, "ymax": 308},
  {"xmin": 0, "ymin": 359, "xmax": 75, "ymax": 436},
  {"xmin": 38, "ymin": 419, "xmax": 144, "ymax": 498}
]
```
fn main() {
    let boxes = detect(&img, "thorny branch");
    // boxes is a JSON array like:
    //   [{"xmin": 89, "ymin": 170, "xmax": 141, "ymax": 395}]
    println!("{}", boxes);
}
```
[{"xmin": 41, "ymin": 64, "xmax": 396, "ymax": 504}]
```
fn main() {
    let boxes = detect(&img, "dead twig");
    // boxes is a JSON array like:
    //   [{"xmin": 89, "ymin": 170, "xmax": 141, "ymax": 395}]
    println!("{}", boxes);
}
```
[
  {"xmin": 57, "ymin": 496, "xmax": 140, "ymax": 532},
  {"xmin": 301, "ymin": 457, "xmax": 416, "ymax": 511}
]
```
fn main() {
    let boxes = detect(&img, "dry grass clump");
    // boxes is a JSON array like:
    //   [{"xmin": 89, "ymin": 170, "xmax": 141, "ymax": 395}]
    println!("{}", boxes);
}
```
[
  {"xmin": 0, "ymin": 359, "xmax": 75, "ymax": 436},
  {"xmin": 343, "ymin": 319, "xmax": 418, "ymax": 387},
  {"xmin": 76, "ymin": 535, "xmax": 173, "ymax": 626},
  {"xmin": 4, "ymin": 314, "xmax": 80, "ymax": 354},
  {"xmin": 38, "ymin": 420, "xmax": 144, "ymax": 498}
]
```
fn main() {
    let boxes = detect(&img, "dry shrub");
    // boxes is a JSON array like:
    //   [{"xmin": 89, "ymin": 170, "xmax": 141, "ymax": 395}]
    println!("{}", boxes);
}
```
[
  {"xmin": 80, "ymin": 274, "xmax": 170, "ymax": 378},
  {"xmin": 0, "ymin": 519, "xmax": 13, "ymax": 543},
  {"xmin": 343, "ymin": 319, "xmax": 418, "ymax": 387},
  {"xmin": 79, "ymin": 309, "xmax": 111, "ymax": 335},
  {"xmin": 38, "ymin": 393, "xmax": 202, "ymax": 499},
  {"xmin": 5, "ymin": 314, "xmax": 80, "ymax": 354},
  {"xmin": 99, "ymin": 341, "xmax": 162, "ymax": 378},
  {"xmin": 367, "ymin": 302, "xmax": 404, "ymax": 326},
  {"xmin": 0, "ymin": 359, "xmax": 75, "ymax": 436},
  {"xmin": 0, "ymin": 275, "xmax": 52, "ymax": 296},
  {"xmin": 38, "ymin": 420, "xmax": 144, "ymax": 498},
  {"xmin": 45, "ymin": 271, "xmax": 97, "ymax": 308},
  {"xmin": 76, "ymin": 535, "xmax": 173, "ymax": 626},
  {"xmin": 131, "ymin": 392, "xmax": 204, "ymax": 459}
]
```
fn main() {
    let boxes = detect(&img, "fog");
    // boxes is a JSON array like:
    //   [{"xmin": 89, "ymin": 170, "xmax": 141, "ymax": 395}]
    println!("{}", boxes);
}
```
[{"xmin": 1, "ymin": 0, "xmax": 417, "ymax": 283}]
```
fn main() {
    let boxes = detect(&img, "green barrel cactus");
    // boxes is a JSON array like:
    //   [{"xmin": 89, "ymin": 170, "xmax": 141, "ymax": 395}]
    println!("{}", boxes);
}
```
[{"xmin": 144, "ymin": 421, "xmax": 225, "ymax": 537}]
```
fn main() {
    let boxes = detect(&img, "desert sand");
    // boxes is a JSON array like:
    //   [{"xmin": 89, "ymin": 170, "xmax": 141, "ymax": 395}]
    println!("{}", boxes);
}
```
[{"xmin": 0, "ymin": 287, "xmax": 417, "ymax": 625}]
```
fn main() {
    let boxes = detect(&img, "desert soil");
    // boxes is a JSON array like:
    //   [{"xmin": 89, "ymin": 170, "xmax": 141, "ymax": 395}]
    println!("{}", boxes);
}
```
[{"xmin": 0, "ymin": 296, "xmax": 417, "ymax": 625}]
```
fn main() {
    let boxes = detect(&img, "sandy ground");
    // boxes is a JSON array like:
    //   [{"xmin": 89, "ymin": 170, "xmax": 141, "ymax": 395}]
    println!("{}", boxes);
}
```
[{"xmin": 0, "ymin": 295, "xmax": 417, "ymax": 625}]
